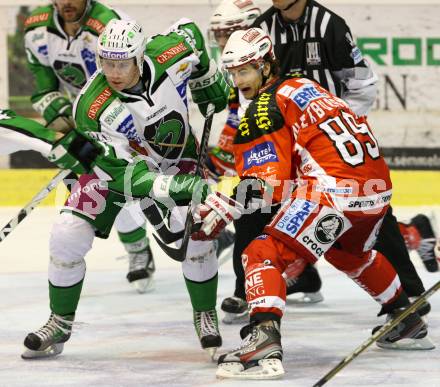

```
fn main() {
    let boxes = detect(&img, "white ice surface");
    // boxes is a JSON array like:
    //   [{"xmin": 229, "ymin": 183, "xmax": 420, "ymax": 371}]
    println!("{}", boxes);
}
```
[{"xmin": 0, "ymin": 206, "xmax": 439, "ymax": 387}]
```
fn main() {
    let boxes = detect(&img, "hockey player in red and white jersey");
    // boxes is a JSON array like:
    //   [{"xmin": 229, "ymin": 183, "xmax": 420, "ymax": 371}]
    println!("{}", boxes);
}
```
[
  {"xmin": 192, "ymin": 28, "xmax": 435, "ymax": 379},
  {"xmin": 207, "ymin": 0, "xmax": 323, "ymax": 325}
]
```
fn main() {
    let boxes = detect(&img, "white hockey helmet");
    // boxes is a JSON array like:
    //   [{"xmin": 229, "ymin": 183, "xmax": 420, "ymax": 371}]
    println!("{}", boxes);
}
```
[
  {"xmin": 222, "ymin": 28, "xmax": 275, "ymax": 70},
  {"xmin": 210, "ymin": 0, "xmax": 261, "ymax": 34},
  {"xmin": 97, "ymin": 19, "xmax": 147, "ymax": 75}
]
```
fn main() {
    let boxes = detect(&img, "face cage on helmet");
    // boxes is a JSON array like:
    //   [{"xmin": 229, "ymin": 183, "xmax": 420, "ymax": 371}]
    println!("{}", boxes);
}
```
[
  {"xmin": 223, "ymin": 60, "xmax": 264, "ymax": 88},
  {"xmin": 97, "ymin": 54, "xmax": 144, "ymax": 79}
]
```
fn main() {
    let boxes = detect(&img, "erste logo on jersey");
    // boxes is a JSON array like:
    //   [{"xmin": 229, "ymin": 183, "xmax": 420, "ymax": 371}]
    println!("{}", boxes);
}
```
[
  {"xmin": 88, "ymin": 87, "xmax": 112, "ymax": 119},
  {"xmin": 274, "ymin": 199, "xmax": 317, "ymax": 238},
  {"xmin": 290, "ymin": 85, "xmax": 325, "ymax": 111},
  {"xmin": 156, "ymin": 42, "xmax": 188, "ymax": 64},
  {"xmin": 243, "ymin": 141, "xmax": 279, "ymax": 169}
]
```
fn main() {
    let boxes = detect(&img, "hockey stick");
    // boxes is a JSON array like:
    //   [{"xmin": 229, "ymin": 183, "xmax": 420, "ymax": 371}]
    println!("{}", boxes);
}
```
[
  {"xmin": 313, "ymin": 279, "xmax": 440, "ymax": 387},
  {"xmin": 0, "ymin": 169, "xmax": 70, "ymax": 243},
  {"xmin": 153, "ymin": 103, "xmax": 216, "ymax": 262}
]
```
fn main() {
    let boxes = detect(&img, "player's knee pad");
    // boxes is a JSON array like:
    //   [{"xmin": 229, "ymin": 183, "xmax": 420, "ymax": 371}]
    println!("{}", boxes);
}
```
[
  {"xmin": 49, "ymin": 212, "xmax": 94, "ymax": 286},
  {"xmin": 114, "ymin": 201, "xmax": 146, "ymax": 233},
  {"xmin": 242, "ymin": 234, "xmax": 291, "ymax": 273},
  {"xmin": 182, "ymin": 239, "xmax": 218, "ymax": 282}
]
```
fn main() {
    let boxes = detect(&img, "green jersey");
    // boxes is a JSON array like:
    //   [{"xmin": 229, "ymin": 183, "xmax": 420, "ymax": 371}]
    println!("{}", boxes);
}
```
[
  {"xmin": 24, "ymin": 1, "xmax": 127, "ymax": 124},
  {"xmin": 73, "ymin": 19, "xmax": 214, "ymax": 201}
]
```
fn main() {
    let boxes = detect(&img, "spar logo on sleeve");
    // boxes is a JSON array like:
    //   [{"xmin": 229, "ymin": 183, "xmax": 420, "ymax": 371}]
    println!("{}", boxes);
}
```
[
  {"xmin": 274, "ymin": 199, "xmax": 318, "ymax": 238},
  {"xmin": 243, "ymin": 141, "xmax": 279, "ymax": 169},
  {"xmin": 290, "ymin": 85, "xmax": 325, "ymax": 111}
]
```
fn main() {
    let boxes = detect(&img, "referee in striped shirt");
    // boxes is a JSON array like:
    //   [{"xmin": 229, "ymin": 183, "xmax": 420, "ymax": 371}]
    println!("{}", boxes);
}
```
[
  {"xmin": 252, "ymin": 0, "xmax": 429, "ymax": 312},
  {"xmin": 252, "ymin": 0, "xmax": 377, "ymax": 116}
]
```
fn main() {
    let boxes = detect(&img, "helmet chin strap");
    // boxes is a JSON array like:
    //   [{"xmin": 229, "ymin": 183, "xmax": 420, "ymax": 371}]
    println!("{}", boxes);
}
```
[
  {"xmin": 282, "ymin": 0, "xmax": 300, "ymax": 11},
  {"xmin": 257, "ymin": 61, "xmax": 269, "ymax": 87}
]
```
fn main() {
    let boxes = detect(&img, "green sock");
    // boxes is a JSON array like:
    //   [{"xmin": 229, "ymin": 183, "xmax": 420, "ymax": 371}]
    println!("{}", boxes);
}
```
[
  {"xmin": 49, "ymin": 279, "xmax": 83, "ymax": 316},
  {"xmin": 184, "ymin": 273, "xmax": 218, "ymax": 311},
  {"xmin": 118, "ymin": 227, "xmax": 148, "ymax": 253}
]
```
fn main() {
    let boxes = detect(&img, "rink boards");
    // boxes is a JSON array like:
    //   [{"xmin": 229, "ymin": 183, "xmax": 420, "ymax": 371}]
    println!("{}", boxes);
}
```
[{"xmin": 0, "ymin": 169, "xmax": 439, "ymax": 207}]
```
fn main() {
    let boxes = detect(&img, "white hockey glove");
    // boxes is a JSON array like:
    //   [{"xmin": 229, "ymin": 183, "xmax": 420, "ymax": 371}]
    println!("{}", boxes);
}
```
[{"xmin": 192, "ymin": 191, "xmax": 243, "ymax": 241}]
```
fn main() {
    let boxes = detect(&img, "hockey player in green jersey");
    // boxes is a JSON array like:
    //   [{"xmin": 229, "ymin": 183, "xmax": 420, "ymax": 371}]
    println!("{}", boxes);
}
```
[
  {"xmin": 21, "ymin": 18, "xmax": 233, "ymax": 360},
  {"xmin": 24, "ymin": 0, "xmax": 156, "ymax": 293}
]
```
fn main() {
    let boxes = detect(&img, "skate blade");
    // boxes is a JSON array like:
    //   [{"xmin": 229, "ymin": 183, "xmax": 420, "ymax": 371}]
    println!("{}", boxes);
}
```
[
  {"xmin": 131, "ymin": 277, "xmax": 154, "ymax": 294},
  {"xmin": 377, "ymin": 336, "xmax": 435, "ymax": 350},
  {"xmin": 204, "ymin": 346, "xmax": 218, "ymax": 361},
  {"xmin": 222, "ymin": 311, "xmax": 249, "ymax": 325},
  {"xmin": 216, "ymin": 358, "xmax": 285, "ymax": 380},
  {"xmin": 21, "ymin": 343, "xmax": 64, "ymax": 359},
  {"xmin": 287, "ymin": 291, "xmax": 324, "ymax": 304}
]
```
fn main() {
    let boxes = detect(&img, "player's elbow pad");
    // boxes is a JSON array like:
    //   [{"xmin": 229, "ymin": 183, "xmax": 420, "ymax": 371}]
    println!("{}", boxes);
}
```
[{"xmin": 189, "ymin": 59, "xmax": 229, "ymax": 116}]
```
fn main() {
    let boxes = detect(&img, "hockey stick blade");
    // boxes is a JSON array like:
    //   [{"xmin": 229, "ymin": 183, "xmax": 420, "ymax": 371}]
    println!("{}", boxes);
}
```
[
  {"xmin": 313, "ymin": 280, "xmax": 440, "ymax": 387},
  {"xmin": 153, "ymin": 233, "xmax": 186, "ymax": 262},
  {"xmin": 152, "ymin": 103, "xmax": 215, "ymax": 262},
  {"xmin": 0, "ymin": 169, "xmax": 70, "ymax": 243}
]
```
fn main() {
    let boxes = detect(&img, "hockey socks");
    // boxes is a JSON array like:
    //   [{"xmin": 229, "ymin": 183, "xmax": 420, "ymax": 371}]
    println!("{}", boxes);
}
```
[
  {"xmin": 184, "ymin": 273, "xmax": 218, "ymax": 311},
  {"xmin": 49, "ymin": 279, "xmax": 83, "ymax": 316}
]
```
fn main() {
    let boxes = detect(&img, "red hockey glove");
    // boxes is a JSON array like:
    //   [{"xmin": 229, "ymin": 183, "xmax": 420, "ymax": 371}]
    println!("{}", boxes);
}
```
[{"xmin": 192, "ymin": 191, "xmax": 243, "ymax": 241}]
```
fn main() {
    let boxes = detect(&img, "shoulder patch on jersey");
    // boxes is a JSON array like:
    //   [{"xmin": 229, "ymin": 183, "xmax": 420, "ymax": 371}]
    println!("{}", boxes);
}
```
[
  {"xmin": 85, "ymin": 17, "xmax": 106, "ymax": 34},
  {"xmin": 83, "ymin": 2, "xmax": 121, "ymax": 35},
  {"xmin": 277, "ymin": 85, "xmax": 296, "ymax": 98},
  {"xmin": 290, "ymin": 85, "xmax": 326, "ymax": 111},
  {"xmin": 88, "ymin": 87, "xmax": 113, "ymax": 119},
  {"xmin": 24, "ymin": 12, "xmax": 50, "ymax": 28},
  {"xmin": 156, "ymin": 42, "xmax": 188, "ymax": 64}
]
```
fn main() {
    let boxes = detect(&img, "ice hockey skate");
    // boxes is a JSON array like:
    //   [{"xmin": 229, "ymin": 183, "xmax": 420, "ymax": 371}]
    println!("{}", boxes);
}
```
[
  {"xmin": 373, "ymin": 309, "xmax": 435, "ymax": 350},
  {"xmin": 126, "ymin": 245, "xmax": 155, "ymax": 293},
  {"xmin": 194, "ymin": 309, "xmax": 222, "ymax": 359},
  {"xmin": 216, "ymin": 320, "xmax": 284, "ymax": 380},
  {"xmin": 22, "ymin": 313, "xmax": 74, "ymax": 359},
  {"xmin": 221, "ymin": 296, "xmax": 249, "ymax": 324},
  {"xmin": 285, "ymin": 264, "xmax": 324, "ymax": 304}
]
